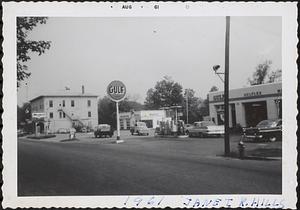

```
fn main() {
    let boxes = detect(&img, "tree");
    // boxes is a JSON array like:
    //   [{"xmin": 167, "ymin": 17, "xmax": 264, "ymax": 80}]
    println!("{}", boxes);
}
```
[
  {"xmin": 268, "ymin": 69, "xmax": 282, "ymax": 83},
  {"xmin": 182, "ymin": 89, "xmax": 210, "ymax": 123},
  {"xmin": 98, "ymin": 96, "xmax": 144, "ymax": 128},
  {"xmin": 144, "ymin": 76, "xmax": 184, "ymax": 109},
  {"xmin": 17, "ymin": 102, "xmax": 31, "ymax": 129},
  {"xmin": 98, "ymin": 96, "xmax": 115, "ymax": 127},
  {"xmin": 209, "ymin": 86, "xmax": 219, "ymax": 92},
  {"xmin": 17, "ymin": 17, "xmax": 51, "ymax": 87},
  {"xmin": 248, "ymin": 60, "xmax": 272, "ymax": 85},
  {"xmin": 183, "ymin": 89, "xmax": 201, "ymax": 123}
]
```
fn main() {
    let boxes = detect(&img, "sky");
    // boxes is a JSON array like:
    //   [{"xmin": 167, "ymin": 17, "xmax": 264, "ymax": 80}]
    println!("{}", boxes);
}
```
[{"xmin": 17, "ymin": 16, "xmax": 281, "ymax": 105}]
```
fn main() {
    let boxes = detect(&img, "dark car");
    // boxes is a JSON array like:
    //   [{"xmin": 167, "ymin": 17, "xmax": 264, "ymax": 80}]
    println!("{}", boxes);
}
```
[
  {"xmin": 94, "ymin": 124, "xmax": 114, "ymax": 138},
  {"xmin": 243, "ymin": 119, "xmax": 282, "ymax": 142}
]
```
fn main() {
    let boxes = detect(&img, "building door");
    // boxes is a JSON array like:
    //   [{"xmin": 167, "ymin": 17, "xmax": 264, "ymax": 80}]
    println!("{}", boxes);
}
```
[
  {"xmin": 230, "ymin": 104, "xmax": 236, "ymax": 128},
  {"xmin": 37, "ymin": 122, "xmax": 45, "ymax": 134},
  {"xmin": 244, "ymin": 101, "xmax": 267, "ymax": 127}
]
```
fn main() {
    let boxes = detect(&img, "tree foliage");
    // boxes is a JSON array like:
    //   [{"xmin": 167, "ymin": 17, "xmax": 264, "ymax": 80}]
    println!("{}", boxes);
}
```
[
  {"xmin": 17, "ymin": 17, "xmax": 51, "ymax": 87},
  {"xmin": 144, "ymin": 76, "xmax": 184, "ymax": 109},
  {"xmin": 209, "ymin": 86, "xmax": 219, "ymax": 92},
  {"xmin": 17, "ymin": 103, "xmax": 31, "ymax": 127},
  {"xmin": 182, "ymin": 89, "xmax": 207, "ymax": 123},
  {"xmin": 268, "ymin": 69, "xmax": 282, "ymax": 83},
  {"xmin": 98, "ymin": 96, "xmax": 144, "ymax": 128},
  {"xmin": 248, "ymin": 60, "xmax": 272, "ymax": 85},
  {"xmin": 248, "ymin": 60, "xmax": 282, "ymax": 86},
  {"xmin": 144, "ymin": 77, "xmax": 209, "ymax": 123}
]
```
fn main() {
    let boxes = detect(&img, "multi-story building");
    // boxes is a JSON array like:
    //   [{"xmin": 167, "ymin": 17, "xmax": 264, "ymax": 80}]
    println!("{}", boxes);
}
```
[
  {"xmin": 208, "ymin": 82, "xmax": 282, "ymax": 128},
  {"xmin": 30, "ymin": 90, "xmax": 98, "ymax": 133}
]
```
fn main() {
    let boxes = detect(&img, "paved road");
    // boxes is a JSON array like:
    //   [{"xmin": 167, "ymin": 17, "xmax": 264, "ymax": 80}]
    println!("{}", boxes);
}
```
[{"xmin": 18, "ymin": 135, "xmax": 281, "ymax": 196}]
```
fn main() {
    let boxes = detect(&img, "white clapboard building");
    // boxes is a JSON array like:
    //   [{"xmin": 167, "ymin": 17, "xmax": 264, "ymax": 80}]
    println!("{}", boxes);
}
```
[{"xmin": 30, "ymin": 87, "xmax": 98, "ymax": 133}]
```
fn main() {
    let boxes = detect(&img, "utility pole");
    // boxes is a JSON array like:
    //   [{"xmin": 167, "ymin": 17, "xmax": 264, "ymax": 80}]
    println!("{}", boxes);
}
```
[
  {"xmin": 186, "ymin": 90, "xmax": 189, "ymax": 124},
  {"xmin": 116, "ymin": 101, "xmax": 120, "ymax": 140},
  {"xmin": 224, "ymin": 16, "xmax": 230, "ymax": 156}
]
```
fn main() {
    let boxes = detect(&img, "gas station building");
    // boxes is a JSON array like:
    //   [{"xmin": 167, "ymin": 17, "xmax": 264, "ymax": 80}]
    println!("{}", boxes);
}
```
[
  {"xmin": 119, "ymin": 110, "xmax": 167, "ymax": 129},
  {"xmin": 208, "ymin": 82, "xmax": 282, "ymax": 127}
]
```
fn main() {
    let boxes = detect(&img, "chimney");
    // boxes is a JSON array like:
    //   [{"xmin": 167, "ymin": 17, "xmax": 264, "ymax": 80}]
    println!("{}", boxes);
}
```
[{"xmin": 82, "ymin": 85, "xmax": 85, "ymax": 94}]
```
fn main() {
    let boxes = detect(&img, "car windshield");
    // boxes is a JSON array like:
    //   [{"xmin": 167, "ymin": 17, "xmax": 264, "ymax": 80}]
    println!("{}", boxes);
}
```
[
  {"xmin": 257, "ymin": 120, "xmax": 277, "ymax": 128},
  {"xmin": 99, "ymin": 124, "xmax": 110, "ymax": 129},
  {"xmin": 202, "ymin": 121, "xmax": 216, "ymax": 126},
  {"xmin": 137, "ymin": 122, "xmax": 147, "ymax": 127}
]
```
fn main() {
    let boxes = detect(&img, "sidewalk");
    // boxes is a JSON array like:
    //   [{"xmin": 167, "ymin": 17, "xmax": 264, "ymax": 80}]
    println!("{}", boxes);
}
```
[{"xmin": 227, "ymin": 134, "xmax": 282, "ymax": 160}]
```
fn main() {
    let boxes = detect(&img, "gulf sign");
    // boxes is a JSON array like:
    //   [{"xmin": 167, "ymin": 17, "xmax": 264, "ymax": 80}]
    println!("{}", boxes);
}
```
[{"xmin": 107, "ymin": 80, "xmax": 126, "ymax": 102}]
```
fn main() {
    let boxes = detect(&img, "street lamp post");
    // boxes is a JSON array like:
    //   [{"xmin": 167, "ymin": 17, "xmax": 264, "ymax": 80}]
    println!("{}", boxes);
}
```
[
  {"xmin": 212, "ymin": 16, "xmax": 231, "ymax": 156},
  {"xmin": 224, "ymin": 16, "xmax": 231, "ymax": 156}
]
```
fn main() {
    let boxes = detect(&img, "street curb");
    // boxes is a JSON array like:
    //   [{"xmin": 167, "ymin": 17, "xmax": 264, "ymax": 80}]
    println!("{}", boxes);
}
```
[
  {"xmin": 154, "ymin": 135, "xmax": 188, "ymax": 138},
  {"xmin": 244, "ymin": 155, "xmax": 282, "ymax": 161}
]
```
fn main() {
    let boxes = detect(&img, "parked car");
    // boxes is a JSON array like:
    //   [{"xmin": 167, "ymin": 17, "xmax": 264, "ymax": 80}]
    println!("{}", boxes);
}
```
[
  {"xmin": 17, "ymin": 129, "xmax": 27, "ymax": 137},
  {"xmin": 243, "ymin": 119, "xmax": 282, "ymax": 142},
  {"xmin": 186, "ymin": 121, "xmax": 224, "ymax": 137},
  {"xmin": 57, "ymin": 128, "xmax": 69, "ymax": 134},
  {"xmin": 94, "ymin": 124, "xmax": 114, "ymax": 138},
  {"xmin": 130, "ymin": 121, "xmax": 149, "ymax": 136}
]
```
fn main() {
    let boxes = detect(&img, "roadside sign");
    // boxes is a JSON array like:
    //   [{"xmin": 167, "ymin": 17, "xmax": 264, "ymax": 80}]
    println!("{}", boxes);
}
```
[
  {"xmin": 106, "ymin": 80, "xmax": 127, "ymax": 141},
  {"xmin": 32, "ymin": 112, "xmax": 46, "ymax": 119},
  {"xmin": 107, "ymin": 80, "xmax": 126, "ymax": 102}
]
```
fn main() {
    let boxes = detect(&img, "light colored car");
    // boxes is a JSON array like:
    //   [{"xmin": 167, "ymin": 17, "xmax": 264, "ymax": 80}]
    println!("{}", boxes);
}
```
[
  {"xmin": 57, "ymin": 128, "xmax": 69, "ymax": 134},
  {"xmin": 130, "ymin": 121, "xmax": 149, "ymax": 135},
  {"xmin": 187, "ymin": 121, "xmax": 224, "ymax": 137}
]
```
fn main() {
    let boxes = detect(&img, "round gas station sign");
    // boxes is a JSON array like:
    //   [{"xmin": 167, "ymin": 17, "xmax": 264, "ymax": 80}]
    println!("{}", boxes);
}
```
[{"xmin": 107, "ymin": 80, "xmax": 126, "ymax": 102}]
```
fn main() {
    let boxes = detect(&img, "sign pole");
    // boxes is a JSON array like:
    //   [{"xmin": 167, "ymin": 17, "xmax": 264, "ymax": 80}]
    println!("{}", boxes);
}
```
[
  {"xmin": 116, "ymin": 101, "xmax": 120, "ymax": 140},
  {"xmin": 107, "ymin": 80, "xmax": 126, "ymax": 143}
]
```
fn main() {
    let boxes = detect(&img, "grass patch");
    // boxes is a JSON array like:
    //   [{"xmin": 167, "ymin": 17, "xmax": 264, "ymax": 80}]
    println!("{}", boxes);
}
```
[
  {"xmin": 60, "ymin": 138, "xmax": 79, "ymax": 142},
  {"xmin": 27, "ymin": 134, "xmax": 56, "ymax": 139}
]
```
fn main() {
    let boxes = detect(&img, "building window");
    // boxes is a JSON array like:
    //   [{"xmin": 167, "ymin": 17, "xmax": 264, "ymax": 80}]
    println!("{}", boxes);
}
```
[
  {"xmin": 88, "ymin": 111, "xmax": 91, "ymax": 117},
  {"xmin": 62, "ymin": 100, "xmax": 65, "ymax": 107},
  {"xmin": 63, "ymin": 112, "xmax": 66, "ymax": 118},
  {"xmin": 87, "ymin": 100, "xmax": 91, "ymax": 107},
  {"xmin": 71, "ymin": 100, "xmax": 75, "ymax": 107},
  {"xmin": 49, "ymin": 112, "xmax": 53, "ymax": 118},
  {"xmin": 49, "ymin": 100, "xmax": 53, "ymax": 107},
  {"xmin": 59, "ymin": 112, "xmax": 62, "ymax": 118}
]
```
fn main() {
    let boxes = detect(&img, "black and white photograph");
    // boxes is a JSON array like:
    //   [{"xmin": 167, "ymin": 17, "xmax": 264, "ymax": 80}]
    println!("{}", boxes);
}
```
[{"xmin": 2, "ymin": 2, "xmax": 298, "ymax": 209}]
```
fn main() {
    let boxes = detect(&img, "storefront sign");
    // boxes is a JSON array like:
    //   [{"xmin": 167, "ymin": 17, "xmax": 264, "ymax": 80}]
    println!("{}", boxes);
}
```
[
  {"xmin": 243, "ymin": 91, "xmax": 261, "ymax": 97},
  {"xmin": 32, "ymin": 112, "xmax": 46, "ymax": 119}
]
